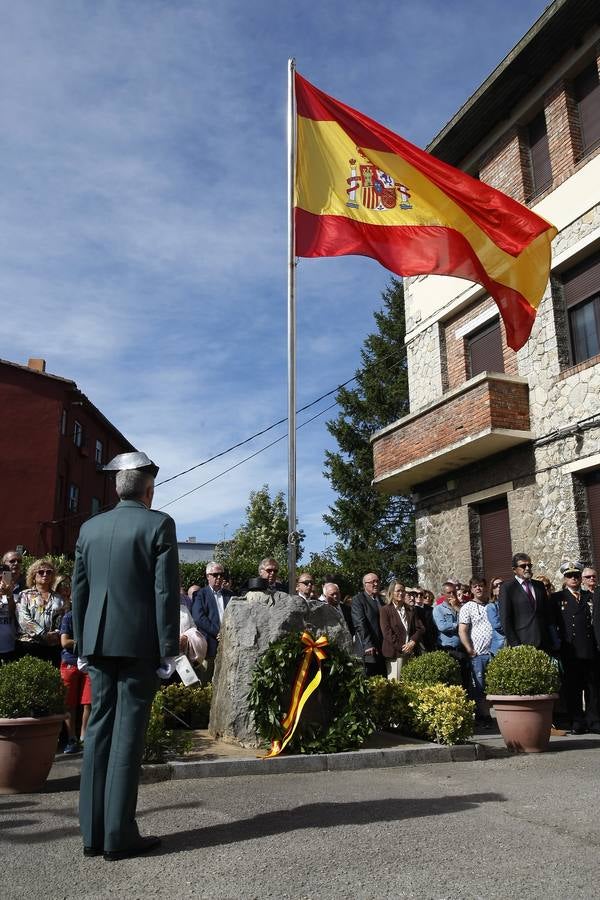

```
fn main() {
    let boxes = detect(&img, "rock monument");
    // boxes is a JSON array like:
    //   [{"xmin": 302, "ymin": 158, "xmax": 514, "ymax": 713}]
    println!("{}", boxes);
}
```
[{"xmin": 208, "ymin": 589, "xmax": 353, "ymax": 747}]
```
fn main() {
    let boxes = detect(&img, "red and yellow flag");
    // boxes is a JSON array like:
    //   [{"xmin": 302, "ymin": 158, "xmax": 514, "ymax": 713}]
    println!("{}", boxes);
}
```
[{"xmin": 294, "ymin": 72, "xmax": 557, "ymax": 351}]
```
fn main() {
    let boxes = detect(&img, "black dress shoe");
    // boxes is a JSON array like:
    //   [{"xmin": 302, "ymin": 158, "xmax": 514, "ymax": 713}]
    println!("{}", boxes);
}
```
[
  {"xmin": 83, "ymin": 847, "xmax": 102, "ymax": 858},
  {"xmin": 572, "ymin": 724, "xmax": 588, "ymax": 735},
  {"xmin": 103, "ymin": 836, "xmax": 161, "ymax": 861}
]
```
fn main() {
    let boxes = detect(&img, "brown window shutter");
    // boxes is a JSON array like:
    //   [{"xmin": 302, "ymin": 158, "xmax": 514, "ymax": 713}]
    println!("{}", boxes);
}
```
[
  {"xmin": 586, "ymin": 472, "xmax": 600, "ymax": 569},
  {"xmin": 468, "ymin": 319, "xmax": 504, "ymax": 377},
  {"xmin": 478, "ymin": 496, "xmax": 513, "ymax": 582},
  {"xmin": 527, "ymin": 112, "xmax": 552, "ymax": 196},
  {"xmin": 563, "ymin": 251, "xmax": 600, "ymax": 308},
  {"xmin": 575, "ymin": 63, "xmax": 600, "ymax": 154}
]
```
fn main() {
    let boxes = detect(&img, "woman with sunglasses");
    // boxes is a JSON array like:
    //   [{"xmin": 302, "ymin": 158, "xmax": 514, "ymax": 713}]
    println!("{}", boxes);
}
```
[{"xmin": 17, "ymin": 558, "xmax": 64, "ymax": 664}]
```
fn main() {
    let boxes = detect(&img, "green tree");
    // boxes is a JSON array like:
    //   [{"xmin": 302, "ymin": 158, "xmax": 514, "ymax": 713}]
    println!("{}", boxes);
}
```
[
  {"xmin": 324, "ymin": 277, "xmax": 416, "ymax": 587},
  {"xmin": 214, "ymin": 485, "xmax": 304, "ymax": 590}
]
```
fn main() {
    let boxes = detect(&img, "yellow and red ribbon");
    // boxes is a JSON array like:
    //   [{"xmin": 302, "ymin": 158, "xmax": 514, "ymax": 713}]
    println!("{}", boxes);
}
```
[{"xmin": 263, "ymin": 631, "xmax": 329, "ymax": 758}]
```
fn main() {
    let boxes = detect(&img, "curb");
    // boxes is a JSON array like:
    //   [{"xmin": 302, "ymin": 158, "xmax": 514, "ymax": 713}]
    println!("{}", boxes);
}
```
[{"xmin": 140, "ymin": 740, "xmax": 487, "ymax": 783}]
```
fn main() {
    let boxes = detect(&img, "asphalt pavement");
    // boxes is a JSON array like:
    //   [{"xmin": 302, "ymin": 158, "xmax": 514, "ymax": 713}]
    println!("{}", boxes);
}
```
[{"xmin": 3, "ymin": 734, "xmax": 600, "ymax": 899}]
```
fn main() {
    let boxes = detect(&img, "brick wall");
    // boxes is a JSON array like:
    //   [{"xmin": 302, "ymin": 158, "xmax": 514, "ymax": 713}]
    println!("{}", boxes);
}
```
[
  {"xmin": 478, "ymin": 44, "xmax": 600, "ymax": 203},
  {"xmin": 442, "ymin": 300, "xmax": 518, "ymax": 392},
  {"xmin": 545, "ymin": 79, "xmax": 581, "ymax": 187},
  {"xmin": 479, "ymin": 128, "xmax": 528, "ymax": 203},
  {"xmin": 373, "ymin": 375, "xmax": 530, "ymax": 480}
]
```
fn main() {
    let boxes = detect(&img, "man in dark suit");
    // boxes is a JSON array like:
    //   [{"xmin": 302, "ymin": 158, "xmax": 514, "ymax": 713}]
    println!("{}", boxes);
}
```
[
  {"xmin": 499, "ymin": 552, "xmax": 555, "ymax": 651},
  {"xmin": 191, "ymin": 561, "xmax": 232, "ymax": 678},
  {"xmin": 72, "ymin": 452, "xmax": 180, "ymax": 861},
  {"xmin": 554, "ymin": 561, "xmax": 600, "ymax": 734},
  {"xmin": 351, "ymin": 572, "xmax": 386, "ymax": 677}
]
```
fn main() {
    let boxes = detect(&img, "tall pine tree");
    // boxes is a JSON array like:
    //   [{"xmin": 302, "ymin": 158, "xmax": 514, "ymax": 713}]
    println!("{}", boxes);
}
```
[{"xmin": 324, "ymin": 277, "xmax": 416, "ymax": 586}]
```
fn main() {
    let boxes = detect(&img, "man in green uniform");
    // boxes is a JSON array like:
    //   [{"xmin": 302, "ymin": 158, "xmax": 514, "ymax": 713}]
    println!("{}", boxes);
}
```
[{"xmin": 72, "ymin": 452, "xmax": 180, "ymax": 861}]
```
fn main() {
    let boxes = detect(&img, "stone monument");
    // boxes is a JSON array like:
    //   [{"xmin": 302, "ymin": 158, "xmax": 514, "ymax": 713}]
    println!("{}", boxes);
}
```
[{"xmin": 208, "ymin": 588, "xmax": 353, "ymax": 747}]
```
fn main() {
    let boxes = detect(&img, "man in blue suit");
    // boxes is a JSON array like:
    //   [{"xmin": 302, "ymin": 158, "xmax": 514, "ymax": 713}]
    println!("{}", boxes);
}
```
[
  {"xmin": 72, "ymin": 452, "xmax": 180, "ymax": 861},
  {"xmin": 191, "ymin": 561, "xmax": 233, "ymax": 678}
]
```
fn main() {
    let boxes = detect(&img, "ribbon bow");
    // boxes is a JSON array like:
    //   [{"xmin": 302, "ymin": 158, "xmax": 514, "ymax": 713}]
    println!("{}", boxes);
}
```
[{"xmin": 264, "ymin": 631, "xmax": 329, "ymax": 758}]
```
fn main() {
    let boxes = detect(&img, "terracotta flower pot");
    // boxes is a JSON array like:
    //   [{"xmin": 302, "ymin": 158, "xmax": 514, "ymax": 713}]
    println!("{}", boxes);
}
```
[
  {"xmin": 0, "ymin": 714, "xmax": 65, "ymax": 794},
  {"xmin": 486, "ymin": 694, "xmax": 558, "ymax": 753}
]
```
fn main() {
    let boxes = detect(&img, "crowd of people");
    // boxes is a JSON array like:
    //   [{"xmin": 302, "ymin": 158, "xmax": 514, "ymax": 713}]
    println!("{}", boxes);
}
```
[
  {"xmin": 4, "ymin": 545, "xmax": 600, "ymax": 750},
  {"xmin": 1, "ymin": 551, "xmax": 90, "ymax": 753},
  {"xmin": 339, "ymin": 553, "xmax": 600, "ymax": 733}
]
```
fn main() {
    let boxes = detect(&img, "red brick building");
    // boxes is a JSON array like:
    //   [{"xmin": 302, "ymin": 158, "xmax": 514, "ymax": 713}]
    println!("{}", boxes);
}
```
[{"xmin": 0, "ymin": 357, "xmax": 134, "ymax": 556}]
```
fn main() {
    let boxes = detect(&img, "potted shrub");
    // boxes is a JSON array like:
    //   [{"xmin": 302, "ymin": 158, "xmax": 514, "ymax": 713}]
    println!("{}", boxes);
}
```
[
  {"xmin": 0, "ymin": 656, "xmax": 66, "ymax": 793},
  {"xmin": 486, "ymin": 646, "xmax": 560, "ymax": 753}
]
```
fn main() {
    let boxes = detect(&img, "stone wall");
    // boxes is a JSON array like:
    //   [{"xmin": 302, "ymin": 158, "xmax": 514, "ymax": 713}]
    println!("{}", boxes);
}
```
[
  {"xmin": 412, "ymin": 425, "xmax": 600, "ymax": 590},
  {"xmin": 405, "ymin": 321, "xmax": 444, "ymax": 413},
  {"xmin": 415, "ymin": 501, "xmax": 471, "ymax": 591}
]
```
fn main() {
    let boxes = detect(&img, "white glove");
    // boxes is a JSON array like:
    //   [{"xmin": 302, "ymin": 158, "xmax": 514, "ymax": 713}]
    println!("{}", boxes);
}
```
[
  {"xmin": 77, "ymin": 656, "xmax": 90, "ymax": 673},
  {"xmin": 156, "ymin": 656, "xmax": 176, "ymax": 679}
]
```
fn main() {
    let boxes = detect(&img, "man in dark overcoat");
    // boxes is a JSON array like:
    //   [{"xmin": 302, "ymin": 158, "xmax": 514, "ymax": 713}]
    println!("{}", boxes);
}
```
[{"xmin": 72, "ymin": 452, "xmax": 180, "ymax": 861}]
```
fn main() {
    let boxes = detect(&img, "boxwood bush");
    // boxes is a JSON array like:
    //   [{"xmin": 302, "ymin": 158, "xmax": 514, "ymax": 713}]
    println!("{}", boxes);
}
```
[
  {"xmin": 485, "ymin": 645, "xmax": 560, "ymax": 696},
  {"xmin": 367, "ymin": 676, "xmax": 474, "ymax": 745},
  {"xmin": 0, "ymin": 656, "xmax": 66, "ymax": 718},
  {"xmin": 159, "ymin": 682, "xmax": 213, "ymax": 729},
  {"xmin": 401, "ymin": 650, "xmax": 461, "ymax": 687}
]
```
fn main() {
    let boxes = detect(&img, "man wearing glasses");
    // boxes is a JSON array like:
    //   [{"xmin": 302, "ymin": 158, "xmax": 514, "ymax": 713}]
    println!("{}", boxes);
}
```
[
  {"xmin": 295, "ymin": 572, "xmax": 314, "ymax": 601},
  {"xmin": 2, "ymin": 550, "xmax": 24, "ymax": 596},
  {"xmin": 351, "ymin": 573, "xmax": 386, "ymax": 677},
  {"xmin": 498, "ymin": 552, "xmax": 554, "ymax": 651},
  {"xmin": 191, "ymin": 561, "xmax": 233, "ymax": 679}
]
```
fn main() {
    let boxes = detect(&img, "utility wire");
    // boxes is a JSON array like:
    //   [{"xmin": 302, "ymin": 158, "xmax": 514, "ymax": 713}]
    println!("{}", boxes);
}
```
[
  {"xmin": 39, "ymin": 348, "xmax": 405, "ymax": 529},
  {"xmin": 157, "ymin": 401, "xmax": 338, "ymax": 511}
]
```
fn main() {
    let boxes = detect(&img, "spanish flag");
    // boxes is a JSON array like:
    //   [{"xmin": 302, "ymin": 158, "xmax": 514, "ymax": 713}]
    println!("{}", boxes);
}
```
[{"xmin": 294, "ymin": 72, "xmax": 557, "ymax": 351}]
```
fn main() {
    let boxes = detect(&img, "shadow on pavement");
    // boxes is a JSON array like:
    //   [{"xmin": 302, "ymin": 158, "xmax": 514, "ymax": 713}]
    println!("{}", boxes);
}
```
[
  {"xmin": 156, "ymin": 792, "xmax": 506, "ymax": 854},
  {"xmin": 42, "ymin": 775, "xmax": 81, "ymax": 793},
  {"xmin": 549, "ymin": 738, "xmax": 600, "ymax": 752}
]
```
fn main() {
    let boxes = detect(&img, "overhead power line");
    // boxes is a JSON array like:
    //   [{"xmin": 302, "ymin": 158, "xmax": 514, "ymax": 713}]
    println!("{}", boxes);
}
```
[{"xmin": 157, "ymin": 401, "xmax": 338, "ymax": 511}]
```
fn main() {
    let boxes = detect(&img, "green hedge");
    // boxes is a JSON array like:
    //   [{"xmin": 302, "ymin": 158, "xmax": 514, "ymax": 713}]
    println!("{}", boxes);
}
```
[{"xmin": 368, "ymin": 676, "xmax": 474, "ymax": 745}]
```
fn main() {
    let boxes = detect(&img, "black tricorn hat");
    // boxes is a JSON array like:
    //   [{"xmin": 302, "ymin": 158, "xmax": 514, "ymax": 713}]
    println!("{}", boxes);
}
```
[{"xmin": 247, "ymin": 576, "xmax": 269, "ymax": 592}]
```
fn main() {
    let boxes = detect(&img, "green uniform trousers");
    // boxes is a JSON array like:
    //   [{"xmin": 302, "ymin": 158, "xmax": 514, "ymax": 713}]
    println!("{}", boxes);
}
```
[{"xmin": 79, "ymin": 657, "xmax": 158, "ymax": 852}]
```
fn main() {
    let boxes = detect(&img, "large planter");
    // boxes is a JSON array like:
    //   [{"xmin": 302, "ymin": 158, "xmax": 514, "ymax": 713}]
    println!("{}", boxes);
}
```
[
  {"xmin": 0, "ymin": 714, "xmax": 65, "ymax": 794},
  {"xmin": 486, "ymin": 694, "xmax": 558, "ymax": 753}
]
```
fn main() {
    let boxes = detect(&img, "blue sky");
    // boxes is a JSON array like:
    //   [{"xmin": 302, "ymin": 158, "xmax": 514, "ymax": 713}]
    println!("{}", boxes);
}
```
[{"xmin": 2, "ymin": 0, "xmax": 551, "ymax": 557}]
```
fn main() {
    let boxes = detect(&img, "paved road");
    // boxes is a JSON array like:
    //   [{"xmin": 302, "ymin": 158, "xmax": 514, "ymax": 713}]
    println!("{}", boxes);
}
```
[{"xmin": 3, "ymin": 742, "xmax": 600, "ymax": 899}]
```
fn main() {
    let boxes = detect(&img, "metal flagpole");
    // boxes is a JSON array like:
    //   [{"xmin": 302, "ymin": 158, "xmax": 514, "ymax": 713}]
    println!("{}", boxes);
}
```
[{"xmin": 287, "ymin": 58, "xmax": 298, "ymax": 585}]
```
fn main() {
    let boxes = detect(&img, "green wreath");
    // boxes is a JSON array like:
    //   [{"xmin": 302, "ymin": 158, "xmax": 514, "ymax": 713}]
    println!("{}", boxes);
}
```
[{"xmin": 248, "ymin": 631, "xmax": 375, "ymax": 754}]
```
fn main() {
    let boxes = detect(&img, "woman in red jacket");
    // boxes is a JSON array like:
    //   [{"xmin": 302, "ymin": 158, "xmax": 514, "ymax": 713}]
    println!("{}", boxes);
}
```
[{"xmin": 380, "ymin": 580, "xmax": 425, "ymax": 680}]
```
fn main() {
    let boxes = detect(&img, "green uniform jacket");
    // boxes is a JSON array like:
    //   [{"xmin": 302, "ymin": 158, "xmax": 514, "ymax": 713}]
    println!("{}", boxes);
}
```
[{"xmin": 72, "ymin": 500, "xmax": 180, "ymax": 660}]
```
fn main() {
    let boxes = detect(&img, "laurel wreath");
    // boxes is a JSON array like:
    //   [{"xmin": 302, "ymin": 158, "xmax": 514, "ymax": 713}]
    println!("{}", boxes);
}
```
[{"xmin": 248, "ymin": 631, "xmax": 375, "ymax": 754}]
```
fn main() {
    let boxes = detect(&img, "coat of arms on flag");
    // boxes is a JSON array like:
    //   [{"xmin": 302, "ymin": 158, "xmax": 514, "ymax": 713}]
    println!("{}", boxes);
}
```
[{"xmin": 346, "ymin": 154, "xmax": 412, "ymax": 212}]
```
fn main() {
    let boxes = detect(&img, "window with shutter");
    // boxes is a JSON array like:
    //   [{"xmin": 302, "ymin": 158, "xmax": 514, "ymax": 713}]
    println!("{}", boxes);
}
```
[
  {"xmin": 575, "ymin": 63, "xmax": 600, "ymax": 155},
  {"xmin": 562, "ymin": 251, "xmax": 600, "ymax": 364},
  {"xmin": 467, "ymin": 318, "xmax": 504, "ymax": 377},
  {"xmin": 477, "ymin": 496, "xmax": 513, "ymax": 582},
  {"xmin": 527, "ymin": 111, "xmax": 552, "ymax": 198}
]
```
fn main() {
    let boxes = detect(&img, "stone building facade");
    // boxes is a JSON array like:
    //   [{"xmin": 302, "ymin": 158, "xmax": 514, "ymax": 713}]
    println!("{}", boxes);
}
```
[{"xmin": 371, "ymin": 0, "xmax": 600, "ymax": 589}]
